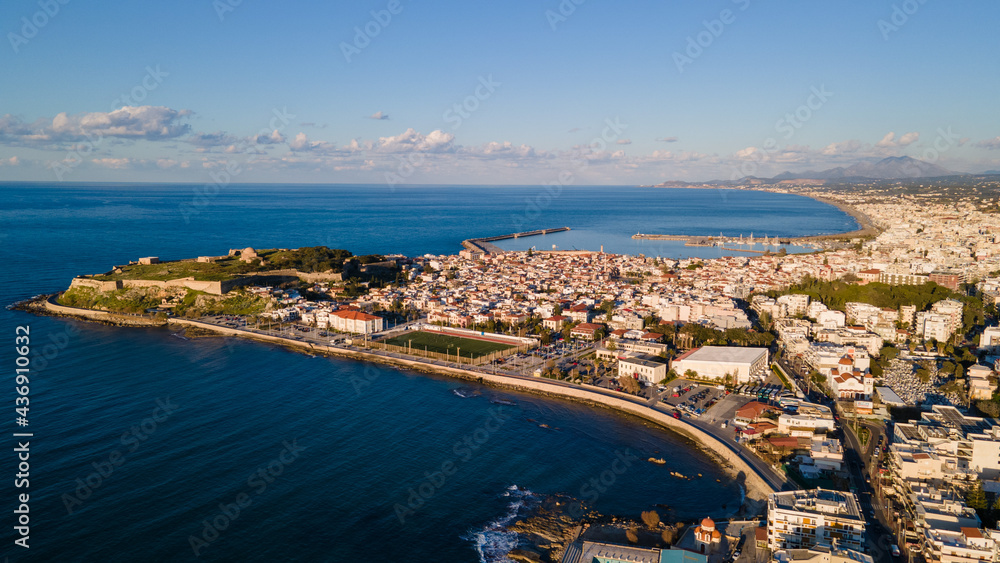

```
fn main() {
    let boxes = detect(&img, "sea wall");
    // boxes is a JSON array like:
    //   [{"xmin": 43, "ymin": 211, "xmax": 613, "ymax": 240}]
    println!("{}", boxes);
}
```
[
  {"xmin": 42, "ymin": 297, "xmax": 165, "ymax": 326},
  {"xmin": 167, "ymin": 318, "xmax": 782, "ymax": 500}
]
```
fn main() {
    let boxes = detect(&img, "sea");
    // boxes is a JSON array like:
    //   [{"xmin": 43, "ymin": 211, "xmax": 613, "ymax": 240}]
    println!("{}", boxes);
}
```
[{"xmin": 0, "ymin": 184, "xmax": 857, "ymax": 562}]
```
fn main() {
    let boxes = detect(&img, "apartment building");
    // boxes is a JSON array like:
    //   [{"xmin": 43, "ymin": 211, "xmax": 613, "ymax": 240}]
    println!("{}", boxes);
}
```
[{"xmin": 767, "ymin": 489, "xmax": 866, "ymax": 552}]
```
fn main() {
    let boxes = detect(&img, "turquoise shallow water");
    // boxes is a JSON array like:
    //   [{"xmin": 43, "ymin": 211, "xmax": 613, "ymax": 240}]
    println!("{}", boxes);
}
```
[{"xmin": 0, "ymin": 184, "xmax": 851, "ymax": 561}]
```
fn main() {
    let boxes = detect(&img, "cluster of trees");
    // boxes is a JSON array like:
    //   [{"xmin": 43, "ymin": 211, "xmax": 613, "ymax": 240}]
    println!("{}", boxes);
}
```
[
  {"xmin": 650, "ymin": 321, "xmax": 774, "ymax": 349},
  {"xmin": 768, "ymin": 275, "xmax": 960, "ymax": 312},
  {"xmin": 266, "ymin": 247, "xmax": 386, "ymax": 274}
]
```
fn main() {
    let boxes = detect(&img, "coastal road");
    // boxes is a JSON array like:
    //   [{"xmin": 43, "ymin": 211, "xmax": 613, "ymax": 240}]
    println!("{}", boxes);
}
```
[{"xmin": 180, "ymin": 316, "xmax": 790, "ymax": 497}]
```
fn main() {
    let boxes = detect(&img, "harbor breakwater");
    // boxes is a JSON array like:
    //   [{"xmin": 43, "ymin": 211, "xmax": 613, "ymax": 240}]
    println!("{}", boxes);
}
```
[{"xmin": 463, "ymin": 227, "xmax": 571, "ymax": 254}]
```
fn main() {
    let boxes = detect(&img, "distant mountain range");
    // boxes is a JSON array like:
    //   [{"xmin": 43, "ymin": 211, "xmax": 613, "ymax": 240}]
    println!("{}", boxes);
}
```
[
  {"xmin": 652, "ymin": 156, "xmax": 965, "ymax": 187},
  {"xmin": 769, "ymin": 156, "xmax": 953, "ymax": 181}
]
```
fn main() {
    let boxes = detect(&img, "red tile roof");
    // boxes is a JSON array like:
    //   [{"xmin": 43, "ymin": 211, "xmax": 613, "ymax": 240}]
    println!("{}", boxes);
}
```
[{"xmin": 332, "ymin": 310, "xmax": 380, "ymax": 321}]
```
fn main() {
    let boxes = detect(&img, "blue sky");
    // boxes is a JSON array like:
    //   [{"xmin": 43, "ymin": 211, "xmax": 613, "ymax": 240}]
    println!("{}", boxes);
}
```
[{"xmin": 1, "ymin": 0, "xmax": 998, "ymax": 184}]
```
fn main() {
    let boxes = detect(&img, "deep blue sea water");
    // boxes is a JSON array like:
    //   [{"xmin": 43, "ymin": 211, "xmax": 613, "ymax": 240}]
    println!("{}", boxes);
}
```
[{"xmin": 0, "ymin": 184, "xmax": 854, "ymax": 562}]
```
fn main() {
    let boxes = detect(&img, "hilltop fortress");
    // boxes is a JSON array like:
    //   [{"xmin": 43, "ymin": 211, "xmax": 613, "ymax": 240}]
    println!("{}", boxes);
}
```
[{"xmin": 68, "ymin": 247, "xmax": 360, "ymax": 296}]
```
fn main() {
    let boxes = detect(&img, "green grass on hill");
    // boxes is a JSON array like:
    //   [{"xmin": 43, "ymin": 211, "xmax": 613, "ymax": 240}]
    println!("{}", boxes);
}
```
[
  {"xmin": 382, "ymin": 330, "xmax": 515, "ymax": 359},
  {"xmin": 92, "ymin": 247, "xmax": 378, "ymax": 282}
]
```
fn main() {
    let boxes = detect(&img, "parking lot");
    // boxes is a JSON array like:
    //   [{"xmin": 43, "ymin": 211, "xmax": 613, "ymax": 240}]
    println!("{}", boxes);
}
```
[
  {"xmin": 657, "ymin": 379, "xmax": 726, "ymax": 418},
  {"xmin": 493, "ymin": 340, "xmax": 592, "ymax": 375}
]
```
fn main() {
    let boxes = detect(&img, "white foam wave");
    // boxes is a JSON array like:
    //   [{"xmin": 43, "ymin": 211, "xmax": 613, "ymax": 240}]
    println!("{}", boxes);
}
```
[{"xmin": 464, "ymin": 485, "xmax": 540, "ymax": 563}]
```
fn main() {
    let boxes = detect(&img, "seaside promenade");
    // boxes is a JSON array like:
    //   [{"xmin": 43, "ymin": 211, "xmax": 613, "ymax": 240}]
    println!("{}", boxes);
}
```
[{"xmin": 36, "ymin": 296, "xmax": 786, "ymax": 500}]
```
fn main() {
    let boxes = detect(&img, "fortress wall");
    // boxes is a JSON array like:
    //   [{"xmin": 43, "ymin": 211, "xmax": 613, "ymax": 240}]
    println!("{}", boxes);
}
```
[{"xmin": 70, "ymin": 278, "xmax": 122, "ymax": 292}]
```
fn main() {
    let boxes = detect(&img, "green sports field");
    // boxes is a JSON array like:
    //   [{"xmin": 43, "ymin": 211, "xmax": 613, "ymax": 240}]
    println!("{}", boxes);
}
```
[{"xmin": 381, "ymin": 330, "xmax": 516, "ymax": 359}]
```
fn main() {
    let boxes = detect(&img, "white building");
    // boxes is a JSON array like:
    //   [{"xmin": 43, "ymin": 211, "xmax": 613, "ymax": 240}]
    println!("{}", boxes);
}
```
[
  {"xmin": 767, "ymin": 489, "xmax": 866, "ymax": 552},
  {"xmin": 329, "ymin": 310, "xmax": 384, "ymax": 334},
  {"xmin": 829, "ymin": 362, "xmax": 873, "ymax": 401},
  {"xmin": 799, "ymin": 436, "xmax": 844, "ymax": 475},
  {"xmin": 981, "ymin": 326, "xmax": 1000, "ymax": 354},
  {"xmin": 816, "ymin": 310, "xmax": 846, "ymax": 330},
  {"xmin": 916, "ymin": 312, "xmax": 953, "ymax": 343},
  {"xmin": 671, "ymin": 346, "xmax": 769, "ymax": 384},
  {"xmin": 618, "ymin": 354, "xmax": 668, "ymax": 384},
  {"xmin": 803, "ymin": 343, "xmax": 870, "ymax": 377},
  {"xmin": 771, "ymin": 545, "xmax": 873, "ymax": 563},
  {"xmin": 779, "ymin": 412, "xmax": 837, "ymax": 436},
  {"xmin": 968, "ymin": 365, "xmax": 996, "ymax": 401},
  {"xmin": 777, "ymin": 294, "xmax": 811, "ymax": 317}
]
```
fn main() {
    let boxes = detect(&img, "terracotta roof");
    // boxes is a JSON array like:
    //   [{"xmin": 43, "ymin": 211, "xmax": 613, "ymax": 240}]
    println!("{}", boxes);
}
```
[
  {"xmin": 768, "ymin": 437, "xmax": 801, "ymax": 448},
  {"xmin": 332, "ymin": 310, "xmax": 380, "ymax": 321},
  {"xmin": 962, "ymin": 527, "xmax": 984, "ymax": 539}
]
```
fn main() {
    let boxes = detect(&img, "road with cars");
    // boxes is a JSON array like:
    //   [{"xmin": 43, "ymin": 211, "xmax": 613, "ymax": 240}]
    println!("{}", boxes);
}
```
[{"xmin": 841, "ymin": 419, "xmax": 894, "ymax": 563}]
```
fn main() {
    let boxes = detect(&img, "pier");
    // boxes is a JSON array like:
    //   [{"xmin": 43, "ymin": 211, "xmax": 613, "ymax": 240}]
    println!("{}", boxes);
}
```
[
  {"xmin": 631, "ymin": 232, "xmax": 796, "ymax": 248},
  {"xmin": 462, "ymin": 226, "xmax": 571, "ymax": 254}
]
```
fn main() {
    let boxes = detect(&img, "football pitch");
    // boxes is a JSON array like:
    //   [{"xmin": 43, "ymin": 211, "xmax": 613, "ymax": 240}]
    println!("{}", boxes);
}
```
[{"xmin": 381, "ymin": 330, "xmax": 516, "ymax": 359}]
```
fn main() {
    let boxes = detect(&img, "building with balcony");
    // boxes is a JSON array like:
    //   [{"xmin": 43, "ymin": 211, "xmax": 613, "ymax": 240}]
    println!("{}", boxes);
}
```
[{"xmin": 767, "ymin": 489, "xmax": 866, "ymax": 552}]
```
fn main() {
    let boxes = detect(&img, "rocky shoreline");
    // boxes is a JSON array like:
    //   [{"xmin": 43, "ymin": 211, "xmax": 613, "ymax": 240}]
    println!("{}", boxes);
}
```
[{"xmin": 502, "ymin": 492, "xmax": 708, "ymax": 563}]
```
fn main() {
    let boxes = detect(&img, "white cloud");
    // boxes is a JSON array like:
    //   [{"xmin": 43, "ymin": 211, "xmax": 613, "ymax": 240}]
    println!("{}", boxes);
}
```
[
  {"xmin": 875, "ymin": 132, "xmax": 896, "ymax": 148},
  {"xmin": 656, "ymin": 136, "xmax": 679, "ymax": 143},
  {"xmin": 188, "ymin": 131, "xmax": 239, "ymax": 147},
  {"xmin": 467, "ymin": 141, "xmax": 538, "ymax": 159},
  {"xmin": 821, "ymin": 139, "xmax": 862, "ymax": 156},
  {"xmin": 976, "ymin": 137, "xmax": 1000, "ymax": 150},
  {"xmin": 1, "ymin": 106, "xmax": 193, "ymax": 147},
  {"xmin": 898, "ymin": 131, "xmax": 919, "ymax": 146},
  {"xmin": 876, "ymin": 131, "xmax": 919, "ymax": 148},
  {"xmin": 288, "ymin": 132, "xmax": 339, "ymax": 153},
  {"xmin": 376, "ymin": 128, "xmax": 455, "ymax": 153},
  {"xmin": 616, "ymin": 139, "xmax": 632, "ymax": 145},
  {"xmin": 367, "ymin": 111, "xmax": 389, "ymax": 120},
  {"xmin": 91, "ymin": 157, "xmax": 132, "ymax": 169},
  {"xmin": 251, "ymin": 129, "xmax": 286, "ymax": 144}
]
